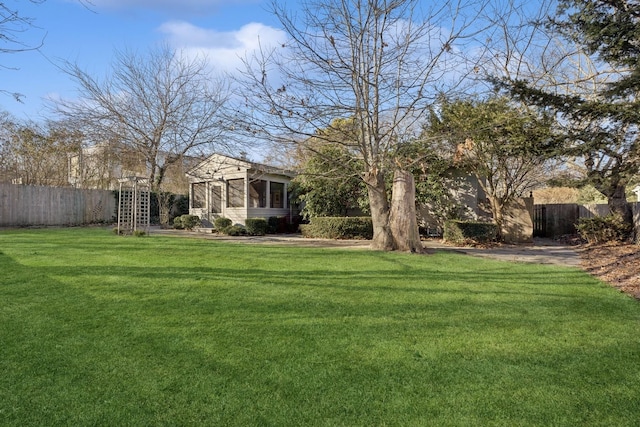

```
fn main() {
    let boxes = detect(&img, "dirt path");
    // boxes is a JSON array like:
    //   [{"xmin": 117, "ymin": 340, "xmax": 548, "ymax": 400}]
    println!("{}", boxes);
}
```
[
  {"xmin": 424, "ymin": 238, "xmax": 582, "ymax": 267},
  {"xmin": 151, "ymin": 228, "xmax": 580, "ymax": 267}
]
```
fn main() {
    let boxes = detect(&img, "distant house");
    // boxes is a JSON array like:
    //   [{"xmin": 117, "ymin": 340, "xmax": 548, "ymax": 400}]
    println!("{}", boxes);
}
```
[
  {"xmin": 68, "ymin": 143, "xmax": 198, "ymax": 193},
  {"xmin": 417, "ymin": 169, "xmax": 490, "ymax": 235},
  {"xmin": 186, "ymin": 153, "xmax": 296, "ymax": 226},
  {"xmin": 418, "ymin": 169, "xmax": 535, "ymax": 243}
]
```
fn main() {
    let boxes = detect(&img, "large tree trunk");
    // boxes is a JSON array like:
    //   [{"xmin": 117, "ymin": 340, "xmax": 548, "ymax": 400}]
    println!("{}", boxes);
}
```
[
  {"xmin": 364, "ymin": 168, "xmax": 394, "ymax": 251},
  {"xmin": 607, "ymin": 184, "xmax": 633, "ymax": 224},
  {"xmin": 487, "ymin": 195, "xmax": 505, "ymax": 242},
  {"xmin": 389, "ymin": 169, "xmax": 423, "ymax": 253},
  {"xmin": 157, "ymin": 192, "xmax": 172, "ymax": 227},
  {"xmin": 594, "ymin": 180, "xmax": 634, "ymax": 239}
]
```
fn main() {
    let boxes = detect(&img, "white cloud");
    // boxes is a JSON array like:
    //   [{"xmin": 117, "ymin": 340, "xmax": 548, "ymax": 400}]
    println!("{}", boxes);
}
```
[{"xmin": 158, "ymin": 21, "xmax": 287, "ymax": 73}]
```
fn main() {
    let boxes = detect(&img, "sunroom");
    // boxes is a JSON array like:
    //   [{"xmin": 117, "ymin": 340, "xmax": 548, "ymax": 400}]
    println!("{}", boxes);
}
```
[{"xmin": 186, "ymin": 153, "xmax": 296, "ymax": 227}]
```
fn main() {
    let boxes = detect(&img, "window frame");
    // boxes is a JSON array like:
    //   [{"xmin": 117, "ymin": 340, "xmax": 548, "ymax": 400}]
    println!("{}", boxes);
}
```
[{"xmin": 227, "ymin": 178, "xmax": 245, "ymax": 208}]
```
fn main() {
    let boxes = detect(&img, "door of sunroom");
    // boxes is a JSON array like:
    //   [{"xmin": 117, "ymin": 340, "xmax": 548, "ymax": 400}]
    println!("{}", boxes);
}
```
[{"xmin": 210, "ymin": 184, "xmax": 222, "ymax": 215}]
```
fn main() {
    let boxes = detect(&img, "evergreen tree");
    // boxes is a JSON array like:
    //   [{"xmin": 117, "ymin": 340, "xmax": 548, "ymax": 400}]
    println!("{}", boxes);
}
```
[{"xmin": 496, "ymin": 0, "xmax": 640, "ymax": 235}]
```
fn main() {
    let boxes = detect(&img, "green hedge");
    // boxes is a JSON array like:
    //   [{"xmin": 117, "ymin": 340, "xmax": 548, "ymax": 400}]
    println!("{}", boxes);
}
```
[
  {"xmin": 246, "ymin": 218, "xmax": 269, "ymax": 236},
  {"xmin": 300, "ymin": 217, "xmax": 373, "ymax": 240},
  {"xmin": 225, "ymin": 225, "xmax": 247, "ymax": 236},
  {"xmin": 443, "ymin": 220, "xmax": 497, "ymax": 245},
  {"xmin": 214, "ymin": 217, "xmax": 232, "ymax": 232},
  {"xmin": 173, "ymin": 214, "xmax": 201, "ymax": 230},
  {"xmin": 268, "ymin": 216, "xmax": 290, "ymax": 233},
  {"xmin": 576, "ymin": 214, "xmax": 632, "ymax": 244}
]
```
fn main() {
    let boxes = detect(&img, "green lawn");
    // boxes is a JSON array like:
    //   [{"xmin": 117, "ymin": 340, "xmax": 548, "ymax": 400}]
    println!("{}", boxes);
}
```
[{"xmin": 1, "ymin": 228, "xmax": 639, "ymax": 426}]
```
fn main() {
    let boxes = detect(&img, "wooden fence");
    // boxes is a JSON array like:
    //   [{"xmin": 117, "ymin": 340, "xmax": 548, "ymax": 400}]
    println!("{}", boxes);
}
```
[
  {"xmin": 0, "ymin": 183, "xmax": 116, "ymax": 227},
  {"xmin": 533, "ymin": 202, "xmax": 640, "ymax": 238}
]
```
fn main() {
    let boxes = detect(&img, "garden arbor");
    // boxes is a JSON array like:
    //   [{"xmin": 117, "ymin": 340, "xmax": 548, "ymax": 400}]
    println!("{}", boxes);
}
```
[{"xmin": 117, "ymin": 176, "xmax": 150, "ymax": 235}]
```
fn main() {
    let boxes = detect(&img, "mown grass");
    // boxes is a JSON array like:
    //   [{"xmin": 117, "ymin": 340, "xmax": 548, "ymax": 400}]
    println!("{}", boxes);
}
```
[{"xmin": 1, "ymin": 227, "xmax": 639, "ymax": 426}]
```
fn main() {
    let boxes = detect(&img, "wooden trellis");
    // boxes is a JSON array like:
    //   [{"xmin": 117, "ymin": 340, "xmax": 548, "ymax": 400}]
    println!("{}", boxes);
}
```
[{"xmin": 117, "ymin": 177, "xmax": 150, "ymax": 235}]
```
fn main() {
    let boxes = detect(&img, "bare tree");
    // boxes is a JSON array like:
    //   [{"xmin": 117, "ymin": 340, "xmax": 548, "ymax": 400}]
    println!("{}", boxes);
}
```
[
  {"xmin": 233, "ymin": 0, "xmax": 486, "ymax": 251},
  {"xmin": 0, "ymin": 1, "xmax": 47, "ymax": 101},
  {"xmin": 0, "ymin": 111, "xmax": 18, "ymax": 182},
  {"xmin": 0, "ymin": 116, "xmax": 82, "ymax": 186},
  {"xmin": 1, "ymin": 0, "xmax": 94, "ymax": 101},
  {"xmin": 54, "ymin": 45, "xmax": 231, "ymax": 224}
]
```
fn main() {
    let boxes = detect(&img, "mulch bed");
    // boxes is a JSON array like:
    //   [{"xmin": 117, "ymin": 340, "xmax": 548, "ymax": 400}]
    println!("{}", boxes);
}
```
[{"xmin": 579, "ymin": 243, "xmax": 640, "ymax": 300}]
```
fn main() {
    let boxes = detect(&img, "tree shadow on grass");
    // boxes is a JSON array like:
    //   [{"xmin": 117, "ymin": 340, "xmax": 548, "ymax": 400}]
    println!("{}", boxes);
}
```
[{"xmin": 2, "ymin": 249, "xmax": 640, "ymax": 425}]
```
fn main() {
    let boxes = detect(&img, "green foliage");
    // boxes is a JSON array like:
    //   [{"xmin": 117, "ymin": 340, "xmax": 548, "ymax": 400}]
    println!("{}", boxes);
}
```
[
  {"xmin": 245, "ymin": 218, "xmax": 268, "ymax": 236},
  {"xmin": 300, "ymin": 217, "xmax": 373, "ymax": 240},
  {"xmin": 398, "ymin": 141, "xmax": 472, "ymax": 227},
  {"xmin": 149, "ymin": 192, "xmax": 161, "ymax": 225},
  {"xmin": 214, "ymin": 217, "xmax": 232, "ymax": 232},
  {"xmin": 498, "ymin": 1, "xmax": 640, "ymax": 232},
  {"xmin": 267, "ymin": 216, "xmax": 290, "ymax": 233},
  {"xmin": 224, "ymin": 225, "xmax": 247, "ymax": 236},
  {"xmin": 293, "ymin": 143, "xmax": 368, "ymax": 219},
  {"xmin": 211, "ymin": 216, "xmax": 247, "ymax": 236},
  {"xmin": 443, "ymin": 220, "xmax": 498, "ymax": 245},
  {"xmin": 427, "ymin": 97, "xmax": 558, "ymax": 163},
  {"xmin": 155, "ymin": 193, "xmax": 189, "ymax": 227},
  {"xmin": 133, "ymin": 230, "xmax": 146, "ymax": 237},
  {"xmin": 170, "ymin": 194, "xmax": 190, "ymax": 223},
  {"xmin": 576, "ymin": 214, "xmax": 633, "ymax": 244},
  {"xmin": 173, "ymin": 214, "xmax": 201, "ymax": 230},
  {"xmin": 426, "ymin": 97, "xmax": 556, "ymax": 238}
]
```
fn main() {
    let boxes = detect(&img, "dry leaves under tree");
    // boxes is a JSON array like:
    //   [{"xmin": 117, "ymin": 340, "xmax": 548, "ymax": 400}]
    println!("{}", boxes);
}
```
[{"xmin": 579, "ymin": 243, "xmax": 640, "ymax": 301}]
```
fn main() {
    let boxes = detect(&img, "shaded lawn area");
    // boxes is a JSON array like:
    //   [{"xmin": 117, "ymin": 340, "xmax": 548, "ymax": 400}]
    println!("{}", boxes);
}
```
[{"xmin": 1, "ymin": 228, "xmax": 639, "ymax": 426}]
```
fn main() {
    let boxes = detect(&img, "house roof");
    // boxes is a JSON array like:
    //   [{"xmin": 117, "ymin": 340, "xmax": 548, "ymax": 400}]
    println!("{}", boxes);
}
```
[{"xmin": 187, "ymin": 153, "xmax": 296, "ymax": 179}]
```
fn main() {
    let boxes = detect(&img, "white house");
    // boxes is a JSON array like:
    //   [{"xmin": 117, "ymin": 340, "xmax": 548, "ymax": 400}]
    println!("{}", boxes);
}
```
[{"xmin": 186, "ymin": 153, "xmax": 296, "ymax": 226}]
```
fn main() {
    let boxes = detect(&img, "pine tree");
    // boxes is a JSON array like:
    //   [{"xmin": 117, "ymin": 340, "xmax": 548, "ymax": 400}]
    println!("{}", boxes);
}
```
[{"xmin": 496, "ymin": 0, "xmax": 640, "ymax": 236}]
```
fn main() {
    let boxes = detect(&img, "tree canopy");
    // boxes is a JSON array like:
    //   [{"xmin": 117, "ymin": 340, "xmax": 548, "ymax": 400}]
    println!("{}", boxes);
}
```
[
  {"xmin": 425, "ymin": 96, "xmax": 556, "ymax": 238},
  {"xmin": 496, "ymin": 0, "xmax": 640, "ymax": 234}
]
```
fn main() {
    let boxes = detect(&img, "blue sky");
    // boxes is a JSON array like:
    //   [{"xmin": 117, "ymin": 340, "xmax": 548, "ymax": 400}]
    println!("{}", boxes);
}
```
[{"xmin": 1, "ymin": 0, "xmax": 287, "ymax": 121}]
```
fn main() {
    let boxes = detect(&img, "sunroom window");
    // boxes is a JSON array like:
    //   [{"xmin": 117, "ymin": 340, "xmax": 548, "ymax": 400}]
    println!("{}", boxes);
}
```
[
  {"xmin": 227, "ymin": 178, "xmax": 245, "ymax": 208},
  {"xmin": 191, "ymin": 182, "xmax": 206, "ymax": 208},
  {"xmin": 270, "ymin": 182, "xmax": 285, "ymax": 208},
  {"xmin": 249, "ymin": 180, "xmax": 267, "ymax": 208}
]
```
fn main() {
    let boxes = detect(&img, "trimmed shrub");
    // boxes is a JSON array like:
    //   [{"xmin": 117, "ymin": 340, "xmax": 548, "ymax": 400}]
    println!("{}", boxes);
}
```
[
  {"xmin": 443, "ymin": 220, "xmax": 497, "ymax": 245},
  {"xmin": 169, "ymin": 194, "xmax": 190, "ymax": 225},
  {"xmin": 214, "ymin": 217, "xmax": 232, "ymax": 232},
  {"xmin": 268, "ymin": 216, "xmax": 289, "ymax": 234},
  {"xmin": 300, "ymin": 217, "xmax": 373, "ymax": 240},
  {"xmin": 173, "ymin": 214, "xmax": 201, "ymax": 230},
  {"xmin": 245, "ymin": 218, "xmax": 269, "ymax": 236},
  {"xmin": 576, "ymin": 214, "xmax": 632, "ymax": 244},
  {"xmin": 173, "ymin": 216, "xmax": 183, "ymax": 229},
  {"xmin": 225, "ymin": 225, "xmax": 247, "ymax": 236}
]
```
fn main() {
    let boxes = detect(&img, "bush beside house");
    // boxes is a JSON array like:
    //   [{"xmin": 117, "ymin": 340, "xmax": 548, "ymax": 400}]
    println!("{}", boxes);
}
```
[
  {"xmin": 300, "ymin": 217, "xmax": 373, "ymax": 240},
  {"xmin": 443, "ymin": 220, "xmax": 498, "ymax": 245}
]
